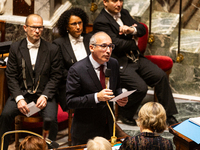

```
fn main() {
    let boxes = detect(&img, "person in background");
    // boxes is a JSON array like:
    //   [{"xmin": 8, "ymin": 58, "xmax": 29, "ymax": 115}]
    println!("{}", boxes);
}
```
[
  {"xmin": 53, "ymin": 7, "xmax": 91, "ymax": 110},
  {"xmin": 93, "ymin": 0, "xmax": 178, "ymax": 126},
  {"xmin": 0, "ymin": 14, "xmax": 61, "ymax": 150},
  {"xmin": 119, "ymin": 102, "xmax": 173, "ymax": 150},
  {"xmin": 19, "ymin": 136, "xmax": 48, "ymax": 150},
  {"xmin": 87, "ymin": 136, "xmax": 112, "ymax": 150},
  {"xmin": 66, "ymin": 31, "xmax": 128, "ymax": 145}
]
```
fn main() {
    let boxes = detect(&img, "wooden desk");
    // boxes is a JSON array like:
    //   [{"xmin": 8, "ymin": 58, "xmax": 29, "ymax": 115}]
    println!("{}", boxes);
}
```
[
  {"xmin": 0, "ymin": 66, "xmax": 9, "ymax": 114},
  {"xmin": 57, "ymin": 136, "xmax": 126, "ymax": 150},
  {"xmin": 169, "ymin": 123, "xmax": 200, "ymax": 150}
]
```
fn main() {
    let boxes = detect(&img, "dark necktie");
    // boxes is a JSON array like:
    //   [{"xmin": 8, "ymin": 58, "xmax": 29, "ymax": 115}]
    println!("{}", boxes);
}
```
[{"xmin": 100, "ymin": 65, "xmax": 105, "ymax": 89}]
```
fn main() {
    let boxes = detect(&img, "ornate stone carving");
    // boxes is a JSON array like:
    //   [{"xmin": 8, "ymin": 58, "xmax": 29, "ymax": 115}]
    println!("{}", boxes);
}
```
[{"xmin": 0, "ymin": 0, "xmax": 6, "ymax": 15}]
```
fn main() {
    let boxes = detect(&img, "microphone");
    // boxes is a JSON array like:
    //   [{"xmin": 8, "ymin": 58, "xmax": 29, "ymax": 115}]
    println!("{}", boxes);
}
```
[
  {"xmin": 105, "ymin": 69, "xmax": 117, "ymax": 146},
  {"xmin": 105, "ymin": 69, "xmax": 111, "ymax": 89},
  {"xmin": 42, "ymin": 118, "xmax": 59, "ymax": 149},
  {"xmin": 45, "ymin": 138, "xmax": 59, "ymax": 148}
]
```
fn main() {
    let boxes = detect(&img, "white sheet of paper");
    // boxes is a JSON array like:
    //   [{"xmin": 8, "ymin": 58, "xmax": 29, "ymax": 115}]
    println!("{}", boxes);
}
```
[
  {"xmin": 26, "ymin": 101, "xmax": 40, "ymax": 117},
  {"xmin": 110, "ymin": 90, "xmax": 136, "ymax": 102}
]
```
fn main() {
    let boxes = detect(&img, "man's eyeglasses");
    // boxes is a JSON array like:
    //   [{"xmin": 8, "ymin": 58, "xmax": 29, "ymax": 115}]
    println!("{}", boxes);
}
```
[
  {"xmin": 69, "ymin": 21, "xmax": 83, "ymax": 27},
  {"xmin": 26, "ymin": 25, "xmax": 44, "ymax": 31},
  {"xmin": 92, "ymin": 43, "xmax": 115, "ymax": 51}
]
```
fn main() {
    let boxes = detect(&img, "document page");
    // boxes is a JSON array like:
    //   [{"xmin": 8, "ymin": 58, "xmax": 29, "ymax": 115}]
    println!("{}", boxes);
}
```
[
  {"xmin": 26, "ymin": 101, "xmax": 40, "ymax": 117},
  {"xmin": 189, "ymin": 117, "xmax": 200, "ymax": 126},
  {"xmin": 110, "ymin": 90, "xmax": 136, "ymax": 102}
]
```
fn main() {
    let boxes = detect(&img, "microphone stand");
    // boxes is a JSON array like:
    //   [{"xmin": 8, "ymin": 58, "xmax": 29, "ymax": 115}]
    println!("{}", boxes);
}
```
[
  {"xmin": 1, "ymin": 130, "xmax": 44, "ymax": 150},
  {"xmin": 105, "ymin": 69, "xmax": 117, "ymax": 146}
]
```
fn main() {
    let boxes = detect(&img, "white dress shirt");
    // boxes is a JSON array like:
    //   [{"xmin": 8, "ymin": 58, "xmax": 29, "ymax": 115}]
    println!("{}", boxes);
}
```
[
  {"xmin": 68, "ymin": 33, "xmax": 87, "ymax": 61},
  {"xmin": 89, "ymin": 54, "xmax": 110, "ymax": 103}
]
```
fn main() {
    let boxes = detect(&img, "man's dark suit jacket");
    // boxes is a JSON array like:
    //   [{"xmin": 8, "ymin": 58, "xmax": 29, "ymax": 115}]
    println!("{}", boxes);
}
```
[
  {"xmin": 6, "ymin": 38, "xmax": 62, "ymax": 100},
  {"xmin": 53, "ymin": 34, "xmax": 91, "ymax": 110},
  {"xmin": 93, "ymin": 8, "xmax": 146, "ymax": 73},
  {"xmin": 66, "ymin": 56, "xmax": 122, "ymax": 144}
]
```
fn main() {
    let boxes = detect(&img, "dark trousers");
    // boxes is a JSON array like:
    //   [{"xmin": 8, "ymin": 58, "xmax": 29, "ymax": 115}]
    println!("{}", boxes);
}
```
[
  {"xmin": 0, "ymin": 94, "xmax": 58, "ymax": 150},
  {"xmin": 72, "ymin": 122, "xmax": 111, "ymax": 146},
  {"xmin": 119, "ymin": 56, "xmax": 178, "ymax": 119}
]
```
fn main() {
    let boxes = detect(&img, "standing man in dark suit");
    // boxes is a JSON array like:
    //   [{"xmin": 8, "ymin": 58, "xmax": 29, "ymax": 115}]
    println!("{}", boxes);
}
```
[
  {"xmin": 93, "ymin": 0, "xmax": 178, "ymax": 126},
  {"xmin": 53, "ymin": 8, "xmax": 91, "ymax": 110},
  {"xmin": 66, "ymin": 31, "xmax": 128, "ymax": 145},
  {"xmin": 0, "ymin": 14, "xmax": 61, "ymax": 150}
]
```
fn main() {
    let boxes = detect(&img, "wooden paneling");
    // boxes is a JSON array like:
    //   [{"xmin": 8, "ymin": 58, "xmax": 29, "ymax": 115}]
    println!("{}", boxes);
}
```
[{"xmin": 13, "ymin": 0, "xmax": 34, "ymax": 17}]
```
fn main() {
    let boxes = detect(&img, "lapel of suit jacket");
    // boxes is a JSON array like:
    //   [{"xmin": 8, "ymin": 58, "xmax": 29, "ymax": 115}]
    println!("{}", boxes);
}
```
[
  {"xmin": 86, "ymin": 56, "xmax": 102, "ymax": 91},
  {"xmin": 120, "ymin": 9, "xmax": 131, "ymax": 26},
  {"xmin": 19, "ymin": 39, "xmax": 34, "ymax": 80},
  {"xmin": 83, "ymin": 34, "xmax": 91, "ymax": 55},
  {"xmin": 102, "ymin": 9, "xmax": 120, "ymax": 32},
  {"xmin": 34, "ymin": 39, "xmax": 48, "ymax": 83},
  {"xmin": 63, "ymin": 34, "xmax": 77, "ymax": 63}
]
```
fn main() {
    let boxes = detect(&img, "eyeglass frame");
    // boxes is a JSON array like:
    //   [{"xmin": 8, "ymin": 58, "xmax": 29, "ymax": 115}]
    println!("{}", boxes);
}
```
[
  {"xmin": 92, "ymin": 43, "xmax": 115, "ymax": 51},
  {"xmin": 26, "ymin": 25, "xmax": 44, "ymax": 31},
  {"xmin": 69, "ymin": 21, "xmax": 83, "ymax": 27}
]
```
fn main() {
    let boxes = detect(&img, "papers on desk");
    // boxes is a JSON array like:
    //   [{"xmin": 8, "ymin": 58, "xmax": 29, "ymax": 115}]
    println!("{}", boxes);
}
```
[
  {"xmin": 173, "ymin": 119, "xmax": 200, "ymax": 144},
  {"xmin": 26, "ymin": 101, "xmax": 40, "ymax": 117},
  {"xmin": 83, "ymin": 143, "xmax": 122, "ymax": 150},
  {"xmin": 110, "ymin": 90, "xmax": 136, "ymax": 102},
  {"xmin": 189, "ymin": 117, "xmax": 200, "ymax": 126}
]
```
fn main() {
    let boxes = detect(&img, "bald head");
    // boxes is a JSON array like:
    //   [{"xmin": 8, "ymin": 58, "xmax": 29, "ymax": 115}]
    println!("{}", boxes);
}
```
[
  {"xmin": 89, "ymin": 32, "xmax": 113, "ymax": 64},
  {"xmin": 25, "ymin": 14, "xmax": 43, "ymax": 25}
]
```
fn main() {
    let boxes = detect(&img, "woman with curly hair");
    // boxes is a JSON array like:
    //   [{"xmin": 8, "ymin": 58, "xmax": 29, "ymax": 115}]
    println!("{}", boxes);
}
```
[
  {"xmin": 53, "ymin": 7, "xmax": 91, "ymax": 75},
  {"xmin": 119, "ymin": 102, "xmax": 173, "ymax": 150},
  {"xmin": 53, "ymin": 7, "xmax": 92, "ymax": 111}
]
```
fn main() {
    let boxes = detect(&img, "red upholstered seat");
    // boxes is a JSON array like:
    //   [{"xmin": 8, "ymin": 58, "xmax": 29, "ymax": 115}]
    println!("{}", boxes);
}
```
[
  {"xmin": 145, "ymin": 55, "xmax": 173, "ymax": 72},
  {"xmin": 21, "ymin": 104, "xmax": 68, "ymax": 129},
  {"xmin": 138, "ymin": 22, "xmax": 173, "ymax": 73}
]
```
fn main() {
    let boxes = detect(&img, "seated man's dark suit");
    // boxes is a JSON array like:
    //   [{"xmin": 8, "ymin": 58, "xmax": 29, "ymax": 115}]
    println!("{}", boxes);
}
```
[
  {"xmin": 93, "ymin": 8, "xmax": 178, "ymax": 120},
  {"xmin": 53, "ymin": 33, "xmax": 91, "ymax": 110},
  {"xmin": 66, "ymin": 56, "xmax": 122, "ymax": 145},
  {"xmin": 0, "ymin": 38, "xmax": 62, "ymax": 150}
]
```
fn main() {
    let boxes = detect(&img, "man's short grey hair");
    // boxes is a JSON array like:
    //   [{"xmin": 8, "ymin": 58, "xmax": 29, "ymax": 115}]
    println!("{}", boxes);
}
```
[{"xmin": 89, "ymin": 31, "xmax": 109, "ymax": 46}]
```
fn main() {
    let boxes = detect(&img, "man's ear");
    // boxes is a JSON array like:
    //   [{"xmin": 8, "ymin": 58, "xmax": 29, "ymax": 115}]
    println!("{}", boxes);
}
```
[
  {"xmin": 89, "ymin": 45, "xmax": 94, "ymax": 52},
  {"xmin": 103, "ymin": 0, "xmax": 107, "ymax": 7},
  {"xmin": 23, "ymin": 25, "xmax": 27, "ymax": 32}
]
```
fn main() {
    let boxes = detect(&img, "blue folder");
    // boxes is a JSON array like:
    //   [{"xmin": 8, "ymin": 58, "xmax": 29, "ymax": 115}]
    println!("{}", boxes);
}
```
[{"xmin": 173, "ymin": 119, "xmax": 200, "ymax": 144}]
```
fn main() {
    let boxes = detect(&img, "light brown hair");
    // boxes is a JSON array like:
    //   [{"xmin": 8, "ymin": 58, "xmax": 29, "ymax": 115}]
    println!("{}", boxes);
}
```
[
  {"xmin": 137, "ymin": 102, "xmax": 167, "ymax": 133},
  {"xmin": 19, "ymin": 136, "xmax": 48, "ymax": 150}
]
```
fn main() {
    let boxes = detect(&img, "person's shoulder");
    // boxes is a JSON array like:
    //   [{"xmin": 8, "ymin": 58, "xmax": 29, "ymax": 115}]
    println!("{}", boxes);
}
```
[
  {"xmin": 94, "ymin": 8, "xmax": 107, "ymax": 22},
  {"xmin": 53, "ymin": 36, "xmax": 66, "ymax": 45},
  {"xmin": 41, "ymin": 39, "xmax": 59, "ymax": 51},
  {"xmin": 10, "ymin": 38, "xmax": 26, "ymax": 49},
  {"xmin": 70, "ymin": 57, "xmax": 88, "ymax": 70}
]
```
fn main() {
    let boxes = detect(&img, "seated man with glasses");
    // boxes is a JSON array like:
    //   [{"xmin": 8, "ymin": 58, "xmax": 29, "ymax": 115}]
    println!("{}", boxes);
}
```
[
  {"xmin": 66, "ymin": 31, "xmax": 128, "ymax": 145},
  {"xmin": 0, "ymin": 14, "xmax": 61, "ymax": 150}
]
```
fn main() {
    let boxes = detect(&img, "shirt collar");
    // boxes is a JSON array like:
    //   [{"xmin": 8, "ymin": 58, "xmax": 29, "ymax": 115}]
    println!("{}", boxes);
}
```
[
  {"xmin": 26, "ymin": 38, "xmax": 40, "ymax": 49},
  {"xmin": 68, "ymin": 33, "xmax": 83, "ymax": 44},
  {"xmin": 104, "ymin": 8, "xmax": 121, "ymax": 20},
  {"xmin": 89, "ymin": 54, "xmax": 107, "ymax": 69}
]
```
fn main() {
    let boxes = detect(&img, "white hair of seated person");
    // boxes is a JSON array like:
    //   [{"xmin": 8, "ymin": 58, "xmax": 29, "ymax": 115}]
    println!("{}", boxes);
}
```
[{"xmin": 87, "ymin": 136, "xmax": 112, "ymax": 150}]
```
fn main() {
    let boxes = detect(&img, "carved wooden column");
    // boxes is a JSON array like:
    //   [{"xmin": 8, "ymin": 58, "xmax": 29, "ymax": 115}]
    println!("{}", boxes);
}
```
[{"xmin": 0, "ymin": 66, "xmax": 8, "ymax": 114}]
